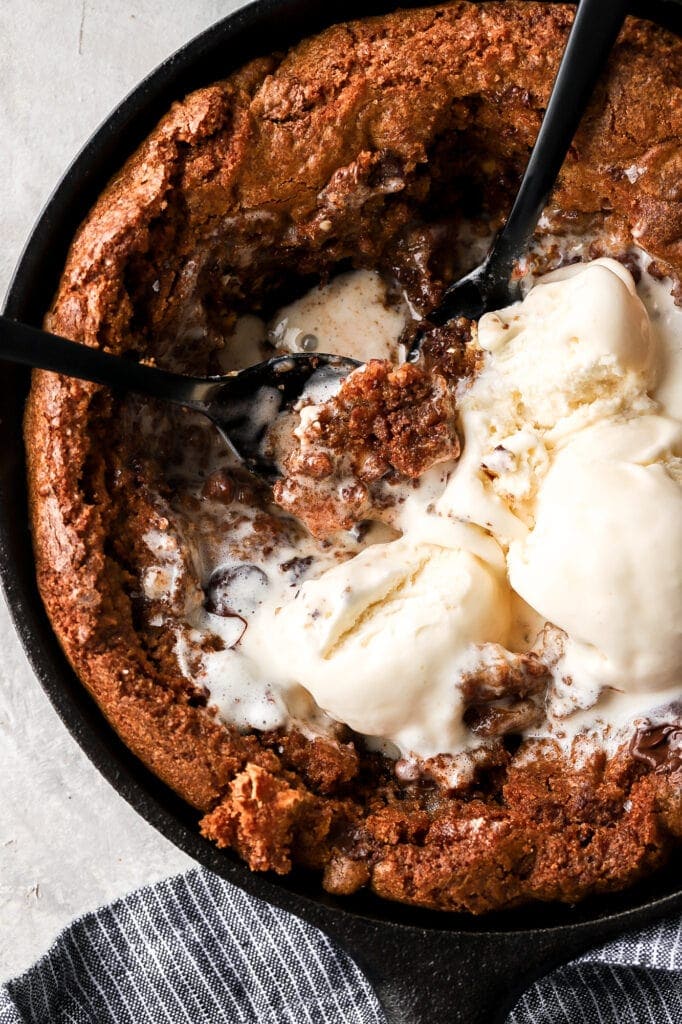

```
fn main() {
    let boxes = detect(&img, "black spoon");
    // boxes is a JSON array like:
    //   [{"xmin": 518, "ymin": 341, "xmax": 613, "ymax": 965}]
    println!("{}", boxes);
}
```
[
  {"xmin": 0, "ymin": 314, "xmax": 359, "ymax": 479},
  {"xmin": 415, "ymin": 0, "xmax": 628, "ymax": 335},
  {"xmin": 0, "ymin": 0, "xmax": 626, "ymax": 475}
]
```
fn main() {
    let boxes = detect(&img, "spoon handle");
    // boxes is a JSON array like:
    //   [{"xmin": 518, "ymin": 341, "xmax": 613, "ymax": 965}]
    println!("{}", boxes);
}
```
[
  {"xmin": 0, "ymin": 314, "xmax": 218, "ymax": 406},
  {"xmin": 485, "ymin": 0, "xmax": 628, "ymax": 288}
]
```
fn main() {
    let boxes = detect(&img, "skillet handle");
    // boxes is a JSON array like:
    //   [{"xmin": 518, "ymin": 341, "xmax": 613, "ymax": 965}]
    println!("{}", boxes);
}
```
[{"xmin": 322, "ymin": 914, "xmax": 594, "ymax": 1024}]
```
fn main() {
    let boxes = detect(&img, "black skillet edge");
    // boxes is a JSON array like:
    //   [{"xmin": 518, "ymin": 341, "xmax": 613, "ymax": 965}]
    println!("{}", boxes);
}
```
[{"xmin": 2, "ymin": 1, "xmax": 682, "ymax": 1022}]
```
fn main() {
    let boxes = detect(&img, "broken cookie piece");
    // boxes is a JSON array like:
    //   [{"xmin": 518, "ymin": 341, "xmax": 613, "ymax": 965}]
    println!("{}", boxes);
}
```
[{"xmin": 273, "ymin": 359, "xmax": 461, "ymax": 536}]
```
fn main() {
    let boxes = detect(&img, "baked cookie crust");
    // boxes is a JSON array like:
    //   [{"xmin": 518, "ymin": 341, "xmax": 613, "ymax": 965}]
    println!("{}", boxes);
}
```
[{"xmin": 25, "ymin": 2, "xmax": 682, "ymax": 911}]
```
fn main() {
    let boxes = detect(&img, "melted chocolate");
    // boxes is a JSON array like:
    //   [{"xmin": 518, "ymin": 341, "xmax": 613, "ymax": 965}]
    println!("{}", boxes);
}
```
[
  {"xmin": 630, "ymin": 722, "xmax": 682, "ymax": 772},
  {"xmin": 205, "ymin": 564, "xmax": 269, "ymax": 618}
]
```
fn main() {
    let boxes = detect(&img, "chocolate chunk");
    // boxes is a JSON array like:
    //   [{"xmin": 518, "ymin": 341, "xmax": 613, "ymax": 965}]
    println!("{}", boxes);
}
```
[
  {"xmin": 418, "ymin": 317, "xmax": 479, "ymax": 382},
  {"xmin": 464, "ymin": 699, "xmax": 543, "ymax": 737},
  {"xmin": 202, "ymin": 470, "xmax": 235, "ymax": 504},
  {"xmin": 280, "ymin": 555, "xmax": 314, "ymax": 582},
  {"xmin": 630, "ymin": 722, "xmax": 682, "ymax": 772},
  {"xmin": 205, "ymin": 564, "xmax": 269, "ymax": 617}
]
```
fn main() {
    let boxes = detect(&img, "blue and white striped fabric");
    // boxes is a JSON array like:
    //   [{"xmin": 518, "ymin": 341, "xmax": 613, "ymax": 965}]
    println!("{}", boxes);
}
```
[{"xmin": 1, "ymin": 866, "xmax": 680, "ymax": 1023}]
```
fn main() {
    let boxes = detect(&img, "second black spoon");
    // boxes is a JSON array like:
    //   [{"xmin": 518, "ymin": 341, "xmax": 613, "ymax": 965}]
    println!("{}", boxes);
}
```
[{"xmin": 417, "ymin": 0, "xmax": 628, "ymax": 333}]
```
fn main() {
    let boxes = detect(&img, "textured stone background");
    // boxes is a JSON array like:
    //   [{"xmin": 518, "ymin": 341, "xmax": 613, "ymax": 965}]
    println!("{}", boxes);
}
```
[{"xmin": 0, "ymin": 0, "xmax": 248, "ymax": 981}]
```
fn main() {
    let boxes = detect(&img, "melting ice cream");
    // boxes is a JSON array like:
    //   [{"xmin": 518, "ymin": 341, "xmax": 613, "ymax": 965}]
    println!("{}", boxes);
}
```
[{"xmin": 159, "ymin": 254, "xmax": 682, "ymax": 760}]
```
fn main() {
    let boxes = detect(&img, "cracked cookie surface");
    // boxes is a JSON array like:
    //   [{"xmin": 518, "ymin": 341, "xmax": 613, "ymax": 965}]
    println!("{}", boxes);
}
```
[{"xmin": 25, "ymin": 2, "xmax": 682, "ymax": 911}]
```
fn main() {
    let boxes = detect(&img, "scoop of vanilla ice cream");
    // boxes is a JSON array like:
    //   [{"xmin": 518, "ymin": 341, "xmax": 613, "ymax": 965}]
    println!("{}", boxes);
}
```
[
  {"xmin": 438, "ymin": 259, "xmax": 656, "ymax": 540},
  {"xmin": 478, "ymin": 259, "xmax": 655, "ymax": 419},
  {"xmin": 508, "ymin": 415, "xmax": 682, "ymax": 700},
  {"xmin": 262, "ymin": 531, "xmax": 511, "ymax": 757}
]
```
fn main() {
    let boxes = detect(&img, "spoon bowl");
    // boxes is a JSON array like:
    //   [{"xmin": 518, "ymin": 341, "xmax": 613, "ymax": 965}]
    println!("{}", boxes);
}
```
[
  {"xmin": 422, "ymin": 251, "xmax": 521, "ymax": 328},
  {"xmin": 201, "ymin": 352, "xmax": 361, "ymax": 478}
]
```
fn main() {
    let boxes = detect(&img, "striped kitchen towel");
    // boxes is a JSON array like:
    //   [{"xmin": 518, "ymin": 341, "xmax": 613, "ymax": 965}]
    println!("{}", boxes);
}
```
[{"xmin": 1, "ymin": 866, "xmax": 680, "ymax": 1023}]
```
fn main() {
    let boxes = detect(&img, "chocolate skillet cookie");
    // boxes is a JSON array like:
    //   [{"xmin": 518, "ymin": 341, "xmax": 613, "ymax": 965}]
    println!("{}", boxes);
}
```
[{"xmin": 25, "ymin": 3, "xmax": 682, "ymax": 912}]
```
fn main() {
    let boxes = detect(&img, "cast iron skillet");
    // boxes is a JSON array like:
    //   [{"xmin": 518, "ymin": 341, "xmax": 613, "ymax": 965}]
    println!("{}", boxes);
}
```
[{"xmin": 1, "ymin": 2, "xmax": 681, "ymax": 1021}]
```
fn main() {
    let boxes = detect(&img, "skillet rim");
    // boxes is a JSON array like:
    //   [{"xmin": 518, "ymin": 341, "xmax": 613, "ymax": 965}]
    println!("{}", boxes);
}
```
[{"xmin": 1, "ymin": 0, "xmax": 682, "ymax": 940}]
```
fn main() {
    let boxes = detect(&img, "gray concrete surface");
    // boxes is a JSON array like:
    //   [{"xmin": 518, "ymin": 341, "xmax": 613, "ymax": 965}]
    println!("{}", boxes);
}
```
[{"xmin": 0, "ymin": 0, "xmax": 249, "ymax": 981}]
